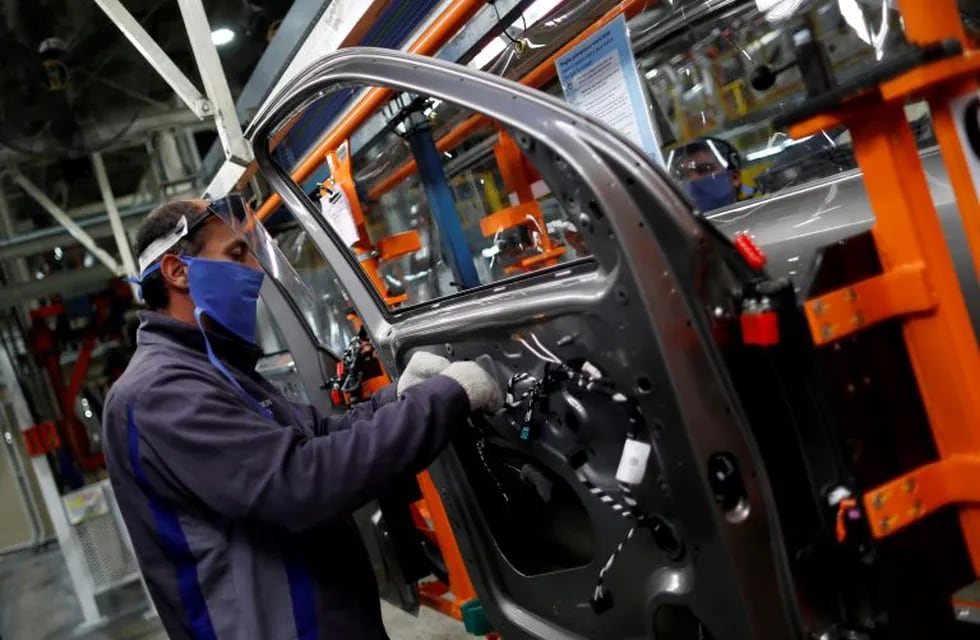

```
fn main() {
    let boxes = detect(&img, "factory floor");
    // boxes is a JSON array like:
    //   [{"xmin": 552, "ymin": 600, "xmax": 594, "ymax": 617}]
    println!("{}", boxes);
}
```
[{"xmin": 0, "ymin": 545, "xmax": 471, "ymax": 639}]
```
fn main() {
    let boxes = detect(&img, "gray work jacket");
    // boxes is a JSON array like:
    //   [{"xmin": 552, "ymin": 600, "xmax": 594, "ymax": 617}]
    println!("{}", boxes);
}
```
[{"xmin": 102, "ymin": 311, "xmax": 468, "ymax": 639}]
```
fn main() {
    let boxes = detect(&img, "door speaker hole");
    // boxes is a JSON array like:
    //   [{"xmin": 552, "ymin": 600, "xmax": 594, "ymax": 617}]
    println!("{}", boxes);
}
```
[
  {"xmin": 564, "ymin": 410, "xmax": 580, "ymax": 433},
  {"xmin": 453, "ymin": 428, "xmax": 595, "ymax": 575}
]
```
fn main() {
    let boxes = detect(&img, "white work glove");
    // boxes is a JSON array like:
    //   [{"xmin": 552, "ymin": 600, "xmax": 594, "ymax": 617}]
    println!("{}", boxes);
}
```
[
  {"xmin": 441, "ymin": 361, "xmax": 504, "ymax": 413},
  {"xmin": 397, "ymin": 351, "xmax": 451, "ymax": 395}
]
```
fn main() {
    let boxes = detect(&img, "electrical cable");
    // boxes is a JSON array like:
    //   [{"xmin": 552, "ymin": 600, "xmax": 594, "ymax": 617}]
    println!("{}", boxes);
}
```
[
  {"xmin": 515, "ymin": 336, "xmax": 561, "ymax": 364},
  {"xmin": 501, "ymin": 336, "xmax": 659, "ymax": 611},
  {"xmin": 489, "ymin": 1, "xmax": 527, "ymax": 45}
]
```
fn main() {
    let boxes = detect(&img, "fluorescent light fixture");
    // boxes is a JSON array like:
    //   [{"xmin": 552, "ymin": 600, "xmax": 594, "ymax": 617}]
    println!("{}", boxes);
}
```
[{"xmin": 211, "ymin": 28, "xmax": 235, "ymax": 46}]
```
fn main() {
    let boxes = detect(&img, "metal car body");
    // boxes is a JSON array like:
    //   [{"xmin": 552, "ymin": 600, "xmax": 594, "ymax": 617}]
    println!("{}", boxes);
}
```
[{"xmin": 240, "ymin": 45, "xmax": 977, "ymax": 640}]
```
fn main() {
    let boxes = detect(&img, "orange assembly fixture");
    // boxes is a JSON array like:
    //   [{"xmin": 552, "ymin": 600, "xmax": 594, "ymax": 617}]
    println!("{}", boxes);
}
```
[
  {"xmin": 256, "ymin": 0, "xmax": 488, "ymax": 221},
  {"xmin": 484, "ymin": 130, "xmax": 564, "ymax": 273},
  {"xmin": 793, "ymin": 0, "xmax": 980, "ymax": 573},
  {"xmin": 322, "ymin": 142, "xmax": 420, "ymax": 306}
]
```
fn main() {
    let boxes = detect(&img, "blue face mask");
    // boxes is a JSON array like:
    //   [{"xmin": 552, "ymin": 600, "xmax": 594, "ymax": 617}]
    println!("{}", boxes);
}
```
[
  {"xmin": 683, "ymin": 173, "xmax": 736, "ymax": 213},
  {"xmin": 182, "ymin": 256, "xmax": 272, "ymax": 419},
  {"xmin": 184, "ymin": 257, "xmax": 265, "ymax": 344}
]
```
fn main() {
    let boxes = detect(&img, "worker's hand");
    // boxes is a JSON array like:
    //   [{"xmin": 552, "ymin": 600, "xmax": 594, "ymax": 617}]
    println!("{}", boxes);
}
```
[
  {"xmin": 440, "ymin": 361, "xmax": 504, "ymax": 413},
  {"xmin": 397, "ymin": 351, "xmax": 451, "ymax": 395}
]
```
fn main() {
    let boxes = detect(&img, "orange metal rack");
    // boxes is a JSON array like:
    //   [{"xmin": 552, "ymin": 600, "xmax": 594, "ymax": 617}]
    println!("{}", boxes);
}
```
[{"xmin": 795, "ymin": 0, "xmax": 980, "ymax": 573}]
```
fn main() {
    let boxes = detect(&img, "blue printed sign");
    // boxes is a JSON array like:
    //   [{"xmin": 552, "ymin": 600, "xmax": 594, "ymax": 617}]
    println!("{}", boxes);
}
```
[{"xmin": 555, "ymin": 14, "xmax": 664, "ymax": 167}]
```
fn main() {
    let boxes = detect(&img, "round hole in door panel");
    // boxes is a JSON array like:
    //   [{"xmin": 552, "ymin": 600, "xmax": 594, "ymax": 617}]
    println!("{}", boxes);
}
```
[
  {"xmin": 652, "ymin": 605, "xmax": 715, "ymax": 639},
  {"xmin": 451, "ymin": 424, "xmax": 595, "ymax": 575},
  {"xmin": 707, "ymin": 452, "xmax": 751, "ymax": 523}
]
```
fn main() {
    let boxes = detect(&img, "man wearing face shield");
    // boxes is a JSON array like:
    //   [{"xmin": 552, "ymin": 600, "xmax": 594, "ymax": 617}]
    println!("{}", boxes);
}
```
[
  {"xmin": 101, "ymin": 195, "xmax": 502, "ymax": 640},
  {"xmin": 669, "ymin": 137, "xmax": 760, "ymax": 213}
]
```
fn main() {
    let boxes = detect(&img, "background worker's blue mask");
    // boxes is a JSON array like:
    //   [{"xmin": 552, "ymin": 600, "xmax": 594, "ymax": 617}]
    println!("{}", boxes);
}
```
[
  {"xmin": 683, "ymin": 173, "xmax": 737, "ymax": 213},
  {"xmin": 185, "ymin": 257, "xmax": 265, "ymax": 345}
]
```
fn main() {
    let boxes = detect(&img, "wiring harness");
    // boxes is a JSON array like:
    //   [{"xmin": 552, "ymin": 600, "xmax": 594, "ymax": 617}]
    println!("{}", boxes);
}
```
[{"xmin": 494, "ymin": 334, "xmax": 666, "ymax": 614}]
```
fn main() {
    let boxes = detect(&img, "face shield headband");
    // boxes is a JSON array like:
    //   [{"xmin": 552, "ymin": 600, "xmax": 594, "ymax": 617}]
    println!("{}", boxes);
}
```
[{"xmin": 128, "ymin": 209, "xmax": 213, "ymax": 297}]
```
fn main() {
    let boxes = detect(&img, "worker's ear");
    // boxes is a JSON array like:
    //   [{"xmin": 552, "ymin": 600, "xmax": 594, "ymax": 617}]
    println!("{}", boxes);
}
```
[
  {"xmin": 159, "ymin": 254, "xmax": 189, "ymax": 291},
  {"xmin": 730, "ymin": 169, "xmax": 743, "ymax": 188}
]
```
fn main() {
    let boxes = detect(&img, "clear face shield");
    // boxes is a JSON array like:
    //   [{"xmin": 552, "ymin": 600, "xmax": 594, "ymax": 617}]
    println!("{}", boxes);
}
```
[
  {"xmin": 206, "ymin": 195, "xmax": 335, "ymax": 343},
  {"xmin": 206, "ymin": 195, "xmax": 285, "ymax": 277}
]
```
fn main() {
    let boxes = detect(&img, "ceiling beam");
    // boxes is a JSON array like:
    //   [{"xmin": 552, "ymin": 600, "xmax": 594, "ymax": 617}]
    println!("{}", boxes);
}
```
[
  {"xmin": 8, "ymin": 170, "xmax": 123, "ymax": 275},
  {"xmin": 91, "ymin": 0, "xmax": 212, "ymax": 118},
  {"xmin": 0, "ymin": 205, "xmax": 149, "ymax": 261},
  {"xmin": 3, "ymin": 265, "xmax": 116, "ymax": 305}
]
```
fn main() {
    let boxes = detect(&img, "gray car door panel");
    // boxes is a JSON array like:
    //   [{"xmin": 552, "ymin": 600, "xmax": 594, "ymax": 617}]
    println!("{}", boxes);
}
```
[{"xmin": 249, "ymin": 48, "xmax": 809, "ymax": 640}]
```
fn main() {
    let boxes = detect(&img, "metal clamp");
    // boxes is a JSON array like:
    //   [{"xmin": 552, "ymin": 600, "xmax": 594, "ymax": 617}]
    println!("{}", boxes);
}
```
[
  {"xmin": 864, "ymin": 455, "xmax": 980, "ymax": 537},
  {"xmin": 804, "ymin": 262, "xmax": 935, "ymax": 345}
]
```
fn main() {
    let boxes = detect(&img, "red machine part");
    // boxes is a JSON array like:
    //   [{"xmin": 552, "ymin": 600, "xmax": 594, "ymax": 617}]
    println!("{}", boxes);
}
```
[
  {"xmin": 28, "ymin": 297, "xmax": 113, "ymax": 471},
  {"xmin": 740, "ymin": 297, "xmax": 780, "ymax": 346},
  {"xmin": 733, "ymin": 232, "xmax": 768, "ymax": 270},
  {"xmin": 23, "ymin": 421, "xmax": 61, "ymax": 457}
]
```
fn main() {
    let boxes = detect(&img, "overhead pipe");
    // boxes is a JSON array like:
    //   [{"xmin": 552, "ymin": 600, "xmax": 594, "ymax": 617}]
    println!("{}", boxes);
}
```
[
  {"xmin": 366, "ymin": 0, "xmax": 655, "ymax": 201},
  {"xmin": 255, "ymin": 0, "xmax": 488, "ymax": 221}
]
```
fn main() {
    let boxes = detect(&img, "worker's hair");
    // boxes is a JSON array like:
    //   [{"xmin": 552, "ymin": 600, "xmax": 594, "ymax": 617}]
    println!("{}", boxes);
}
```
[
  {"xmin": 134, "ymin": 201, "xmax": 210, "ymax": 310},
  {"xmin": 675, "ymin": 137, "xmax": 744, "ymax": 170}
]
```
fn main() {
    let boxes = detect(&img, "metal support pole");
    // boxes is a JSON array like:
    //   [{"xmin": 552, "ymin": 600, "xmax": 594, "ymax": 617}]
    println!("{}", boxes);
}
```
[
  {"xmin": 0, "ymin": 182, "xmax": 31, "ymax": 284},
  {"xmin": 405, "ymin": 114, "xmax": 481, "ymax": 289},
  {"xmin": 91, "ymin": 152, "xmax": 138, "ymax": 281},
  {"xmin": 182, "ymin": 126, "xmax": 203, "ymax": 173},
  {"xmin": 9, "ymin": 171, "xmax": 123, "ymax": 276},
  {"xmin": 175, "ymin": 0, "xmax": 253, "ymax": 165},
  {"xmin": 91, "ymin": 0, "xmax": 211, "ymax": 119},
  {"xmin": 31, "ymin": 455, "xmax": 105, "ymax": 628}
]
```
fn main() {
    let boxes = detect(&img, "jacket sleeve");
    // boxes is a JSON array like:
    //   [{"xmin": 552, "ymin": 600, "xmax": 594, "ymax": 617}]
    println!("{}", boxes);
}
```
[
  {"xmin": 316, "ymin": 384, "xmax": 398, "ymax": 435},
  {"xmin": 131, "ymin": 369, "xmax": 468, "ymax": 531}
]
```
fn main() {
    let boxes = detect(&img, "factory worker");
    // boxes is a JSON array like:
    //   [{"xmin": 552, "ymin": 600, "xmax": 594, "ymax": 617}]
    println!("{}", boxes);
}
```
[
  {"xmin": 102, "ymin": 194, "xmax": 501, "ymax": 640},
  {"xmin": 669, "ymin": 136, "xmax": 760, "ymax": 213}
]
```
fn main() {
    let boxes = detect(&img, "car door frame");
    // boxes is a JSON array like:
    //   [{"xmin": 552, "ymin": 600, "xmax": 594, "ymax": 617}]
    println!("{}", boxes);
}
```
[{"xmin": 249, "ymin": 47, "xmax": 804, "ymax": 639}]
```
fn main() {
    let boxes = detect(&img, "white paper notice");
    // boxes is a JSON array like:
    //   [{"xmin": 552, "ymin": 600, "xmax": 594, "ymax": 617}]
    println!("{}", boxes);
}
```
[
  {"xmin": 319, "ymin": 188, "xmax": 359, "ymax": 247},
  {"xmin": 555, "ymin": 14, "xmax": 665, "ymax": 168},
  {"xmin": 572, "ymin": 51, "xmax": 643, "ymax": 145}
]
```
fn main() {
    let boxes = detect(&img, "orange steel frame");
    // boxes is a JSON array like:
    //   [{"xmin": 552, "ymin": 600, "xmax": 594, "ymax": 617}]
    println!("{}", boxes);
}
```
[
  {"xmin": 366, "ymin": 0, "xmax": 655, "ymax": 202},
  {"xmin": 321, "ymin": 144, "xmax": 421, "ymax": 307},
  {"xmin": 484, "ymin": 129, "xmax": 565, "ymax": 273},
  {"xmin": 795, "ymin": 0, "xmax": 980, "ymax": 573}
]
